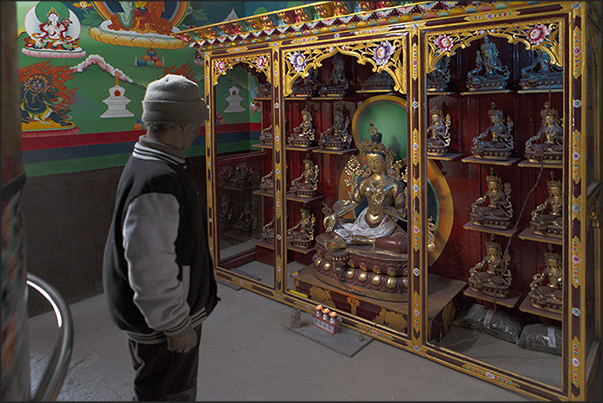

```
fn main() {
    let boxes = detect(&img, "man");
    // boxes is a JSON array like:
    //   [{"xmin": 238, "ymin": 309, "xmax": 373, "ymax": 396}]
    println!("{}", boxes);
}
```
[{"xmin": 103, "ymin": 74, "xmax": 219, "ymax": 401}]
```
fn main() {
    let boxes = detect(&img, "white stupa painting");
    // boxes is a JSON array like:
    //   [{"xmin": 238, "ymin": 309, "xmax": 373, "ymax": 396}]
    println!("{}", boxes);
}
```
[
  {"xmin": 224, "ymin": 78, "xmax": 245, "ymax": 113},
  {"xmin": 101, "ymin": 75, "xmax": 134, "ymax": 118}
]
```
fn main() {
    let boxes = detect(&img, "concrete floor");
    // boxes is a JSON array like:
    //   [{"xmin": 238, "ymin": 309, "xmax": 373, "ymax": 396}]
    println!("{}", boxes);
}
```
[{"xmin": 26, "ymin": 281, "xmax": 543, "ymax": 402}]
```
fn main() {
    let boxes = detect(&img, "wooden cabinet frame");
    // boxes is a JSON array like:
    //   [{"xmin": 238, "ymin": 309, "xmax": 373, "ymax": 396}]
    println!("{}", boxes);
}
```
[{"xmin": 178, "ymin": 2, "xmax": 600, "ymax": 400}]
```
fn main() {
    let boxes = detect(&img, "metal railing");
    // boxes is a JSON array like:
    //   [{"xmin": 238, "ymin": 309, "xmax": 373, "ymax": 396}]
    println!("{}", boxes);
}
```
[{"xmin": 27, "ymin": 274, "xmax": 74, "ymax": 401}]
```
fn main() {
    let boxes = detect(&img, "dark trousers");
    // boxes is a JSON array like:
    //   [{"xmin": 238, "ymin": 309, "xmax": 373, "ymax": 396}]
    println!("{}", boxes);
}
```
[{"xmin": 128, "ymin": 325, "xmax": 202, "ymax": 401}]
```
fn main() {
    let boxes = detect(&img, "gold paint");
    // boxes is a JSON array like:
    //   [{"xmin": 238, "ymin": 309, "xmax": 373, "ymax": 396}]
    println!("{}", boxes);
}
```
[
  {"xmin": 372, "ymin": 274, "xmax": 381, "ymax": 285},
  {"xmin": 359, "ymin": 271, "xmax": 368, "ymax": 282},
  {"xmin": 425, "ymin": 20, "xmax": 563, "ymax": 74},
  {"xmin": 346, "ymin": 269, "xmax": 355, "ymax": 279},
  {"xmin": 283, "ymin": 36, "xmax": 407, "ymax": 96},
  {"xmin": 309, "ymin": 285, "xmax": 335, "ymax": 308},
  {"xmin": 210, "ymin": 53, "xmax": 272, "ymax": 86},
  {"xmin": 373, "ymin": 308, "xmax": 406, "ymax": 332},
  {"xmin": 573, "ymin": 26, "xmax": 582, "ymax": 79},
  {"xmin": 347, "ymin": 296, "xmax": 359, "ymax": 316},
  {"xmin": 386, "ymin": 276, "xmax": 396, "ymax": 289}
]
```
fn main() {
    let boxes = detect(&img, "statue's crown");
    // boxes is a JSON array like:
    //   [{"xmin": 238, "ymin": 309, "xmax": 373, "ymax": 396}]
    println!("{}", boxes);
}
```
[
  {"xmin": 540, "ymin": 101, "xmax": 559, "ymax": 120},
  {"xmin": 547, "ymin": 171, "xmax": 561, "ymax": 189},
  {"xmin": 487, "ymin": 102, "xmax": 504, "ymax": 117},
  {"xmin": 486, "ymin": 167, "xmax": 503, "ymax": 185},
  {"xmin": 544, "ymin": 243, "xmax": 561, "ymax": 263},
  {"xmin": 485, "ymin": 233, "xmax": 501, "ymax": 251},
  {"xmin": 480, "ymin": 36, "xmax": 498, "ymax": 54}
]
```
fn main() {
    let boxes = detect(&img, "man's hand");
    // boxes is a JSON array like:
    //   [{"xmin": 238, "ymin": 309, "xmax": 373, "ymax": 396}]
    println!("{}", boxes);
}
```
[{"xmin": 166, "ymin": 323, "xmax": 197, "ymax": 353}]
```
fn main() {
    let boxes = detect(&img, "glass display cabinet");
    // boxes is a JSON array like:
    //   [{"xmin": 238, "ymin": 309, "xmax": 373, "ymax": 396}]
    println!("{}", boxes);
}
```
[{"xmin": 174, "ymin": 1, "xmax": 601, "ymax": 400}]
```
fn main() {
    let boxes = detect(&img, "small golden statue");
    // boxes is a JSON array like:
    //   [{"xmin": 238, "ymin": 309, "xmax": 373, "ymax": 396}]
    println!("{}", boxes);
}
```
[
  {"xmin": 426, "ymin": 104, "xmax": 451, "ymax": 156},
  {"xmin": 289, "ymin": 154, "xmax": 319, "ymax": 198},
  {"xmin": 259, "ymin": 125, "xmax": 273, "ymax": 144},
  {"xmin": 528, "ymin": 244, "xmax": 562, "ymax": 314},
  {"xmin": 466, "ymin": 36, "xmax": 510, "ymax": 91},
  {"xmin": 225, "ymin": 165, "xmax": 255, "ymax": 190},
  {"xmin": 291, "ymin": 67, "xmax": 319, "ymax": 98},
  {"xmin": 468, "ymin": 234, "xmax": 512, "ymax": 298},
  {"xmin": 287, "ymin": 204, "xmax": 316, "ymax": 249},
  {"xmin": 530, "ymin": 171, "xmax": 563, "ymax": 238},
  {"xmin": 470, "ymin": 168, "xmax": 513, "ymax": 229},
  {"xmin": 318, "ymin": 107, "xmax": 352, "ymax": 150},
  {"xmin": 426, "ymin": 55, "xmax": 451, "ymax": 92},
  {"xmin": 313, "ymin": 123, "xmax": 409, "ymax": 301},
  {"xmin": 524, "ymin": 102, "xmax": 563, "ymax": 164},
  {"xmin": 471, "ymin": 102, "xmax": 514, "ymax": 160},
  {"xmin": 287, "ymin": 106, "xmax": 315, "ymax": 147},
  {"xmin": 261, "ymin": 218, "xmax": 275, "ymax": 243},
  {"xmin": 259, "ymin": 169, "xmax": 274, "ymax": 192},
  {"xmin": 519, "ymin": 49, "xmax": 563, "ymax": 90}
]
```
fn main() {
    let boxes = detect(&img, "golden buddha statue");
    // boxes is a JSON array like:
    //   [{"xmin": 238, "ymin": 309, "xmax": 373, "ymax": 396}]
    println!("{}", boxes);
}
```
[
  {"xmin": 289, "ymin": 154, "xmax": 319, "ymax": 198},
  {"xmin": 519, "ymin": 49, "xmax": 563, "ymax": 90},
  {"xmin": 471, "ymin": 102, "xmax": 514, "ymax": 160},
  {"xmin": 426, "ymin": 104, "xmax": 451, "ymax": 156},
  {"xmin": 528, "ymin": 244, "xmax": 562, "ymax": 314},
  {"xmin": 530, "ymin": 171, "xmax": 563, "ymax": 238},
  {"xmin": 287, "ymin": 106, "xmax": 315, "ymax": 147},
  {"xmin": 470, "ymin": 168, "xmax": 513, "ymax": 229},
  {"xmin": 259, "ymin": 125, "xmax": 273, "ymax": 144},
  {"xmin": 259, "ymin": 169, "xmax": 274, "ymax": 192},
  {"xmin": 313, "ymin": 124, "xmax": 409, "ymax": 301},
  {"xmin": 468, "ymin": 234, "xmax": 512, "ymax": 298},
  {"xmin": 261, "ymin": 218, "xmax": 275, "ymax": 243},
  {"xmin": 287, "ymin": 205, "xmax": 316, "ymax": 249},
  {"xmin": 524, "ymin": 102, "xmax": 563, "ymax": 164},
  {"xmin": 318, "ymin": 107, "xmax": 352, "ymax": 150}
]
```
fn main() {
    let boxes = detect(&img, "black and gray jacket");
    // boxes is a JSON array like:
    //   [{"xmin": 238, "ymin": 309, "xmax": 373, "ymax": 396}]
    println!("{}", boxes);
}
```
[{"xmin": 103, "ymin": 136, "xmax": 218, "ymax": 344}]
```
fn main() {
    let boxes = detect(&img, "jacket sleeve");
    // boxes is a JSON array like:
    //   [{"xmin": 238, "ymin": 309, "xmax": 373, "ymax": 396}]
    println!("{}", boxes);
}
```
[{"xmin": 122, "ymin": 192, "xmax": 191, "ymax": 337}]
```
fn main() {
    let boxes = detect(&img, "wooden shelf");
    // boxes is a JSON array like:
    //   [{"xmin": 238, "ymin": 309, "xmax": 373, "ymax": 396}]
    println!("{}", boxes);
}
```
[
  {"xmin": 426, "ymin": 91, "xmax": 454, "ymax": 96},
  {"xmin": 461, "ymin": 155, "xmax": 520, "ymax": 166},
  {"xmin": 518, "ymin": 227, "xmax": 563, "ymax": 245},
  {"xmin": 428, "ymin": 153, "xmax": 464, "ymax": 161},
  {"xmin": 517, "ymin": 89, "xmax": 563, "ymax": 94},
  {"xmin": 252, "ymin": 143, "xmax": 273, "ymax": 149},
  {"xmin": 286, "ymin": 145, "xmax": 319, "ymax": 152},
  {"xmin": 463, "ymin": 221, "xmax": 517, "ymax": 238},
  {"xmin": 518, "ymin": 296, "xmax": 562, "ymax": 322},
  {"xmin": 460, "ymin": 89, "xmax": 513, "ymax": 96},
  {"xmin": 254, "ymin": 239, "xmax": 274, "ymax": 250},
  {"xmin": 463, "ymin": 287, "xmax": 523, "ymax": 309},
  {"xmin": 253, "ymin": 97, "xmax": 271, "ymax": 101},
  {"xmin": 286, "ymin": 193, "xmax": 324, "ymax": 203},
  {"xmin": 313, "ymin": 148, "xmax": 358, "ymax": 155},
  {"xmin": 253, "ymin": 189, "xmax": 273, "ymax": 198},
  {"xmin": 517, "ymin": 159, "xmax": 563, "ymax": 169},
  {"xmin": 286, "ymin": 245, "xmax": 315, "ymax": 254}
]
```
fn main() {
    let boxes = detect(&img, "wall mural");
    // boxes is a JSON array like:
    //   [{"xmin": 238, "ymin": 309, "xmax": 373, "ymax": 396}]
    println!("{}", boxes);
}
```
[{"xmin": 16, "ymin": 1, "xmax": 288, "ymax": 177}]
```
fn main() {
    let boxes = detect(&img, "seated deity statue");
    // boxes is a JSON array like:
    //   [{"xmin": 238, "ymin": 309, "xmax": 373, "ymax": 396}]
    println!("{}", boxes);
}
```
[
  {"xmin": 287, "ymin": 205, "xmax": 316, "ymax": 249},
  {"xmin": 360, "ymin": 71, "xmax": 395, "ymax": 92},
  {"xmin": 470, "ymin": 168, "xmax": 513, "ymax": 229},
  {"xmin": 468, "ymin": 234, "xmax": 512, "ymax": 298},
  {"xmin": 524, "ymin": 102, "xmax": 563, "ymax": 164},
  {"xmin": 426, "ymin": 55, "xmax": 451, "ymax": 92},
  {"xmin": 289, "ymin": 154, "xmax": 319, "ymax": 198},
  {"xmin": 226, "ymin": 165, "xmax": 255, "ymax": 190},
  {"xmin": 287, "ymin": 106, "xmax": 316, "ymax": 147},
  {"xmin": 528, "ymin": 244, "xmax": 563, "ymax": 314},
  {"xmin": 425, "ymin": 104, "xmax": 451, "ymax": 156},
  {"xmin": 530, "ymin": 171, "xmax": 563, "ymax": 238},
  {"xmin": 259, "ymin": 169, "xmax": 274, "ymax": 192},
  {"xmin": 313, "ymin": 123, "xmax": 409, "ymax": 301},
  {"xmin": 261, "ymin": 218, "xmax": 275, "ymax": 243},
  {"xmin": 319, "ymin": 53, "xmax": 350, "ymax": 97},
  {"xmin": 318, "ymin": 107, "xmax": 352, "ymax": 150},
  {"xmin": 291, "ymin": 67, "xmax": 319, "ymax": 98},
  {"xmin": 259, "ymin": 125, "xmax": 273, "ymax": 144},
  {"xmin": 233, "ymin": 201, "xmax": 258, "ymax": 238},
  {"xmin": 471, "ymin": 102, "xmax": 514, "ymax": 160},
  {"xmin": 466, "ymin": 36, "xmax": 510, "ymax": 91},
  {"xmin": 519, "ymin": 49, "xmax": 563, "ymax": 90}
]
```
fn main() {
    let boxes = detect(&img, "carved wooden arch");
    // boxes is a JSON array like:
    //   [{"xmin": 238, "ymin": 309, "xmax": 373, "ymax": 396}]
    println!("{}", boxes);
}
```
[
  {"xmin": 425, "ymin": 19, "xmax": 564, "ymax": 74},
  {"xmin": 283, "ymin": 35, "xmax": 408, "ymax": 97},
  {"xmin": 209, "ymin": 51, "xmax": 272, "ymax": 87}
]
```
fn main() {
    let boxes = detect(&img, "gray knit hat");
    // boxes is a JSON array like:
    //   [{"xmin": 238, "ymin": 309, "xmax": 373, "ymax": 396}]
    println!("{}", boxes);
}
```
[{"xmin": 142, "ymin": 74, "xmax": 208, "ymax": 124}]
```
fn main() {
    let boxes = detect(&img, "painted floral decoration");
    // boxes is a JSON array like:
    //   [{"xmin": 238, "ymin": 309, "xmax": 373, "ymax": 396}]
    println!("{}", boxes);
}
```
[
  {"xmin": 256, "ymin": 55, "xmax": 267, "ymax": 69},
  {"xmin": 289, "ymin": 51, "xmax": 307, "ymax": 73},
  {"xmin": 528, "ymin": 24, "xmax": 552, "ymax": 44},
  {"xmin": 373, "ymin": 41, "xmax": 395, "ymax": 66},
  {"xmin": 434, "ymin": 34, "xmax": 453, "ymax": 52},
  {"xmin": 215, "ymin": 60, "xmax": 226, "ymax": 73}
]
